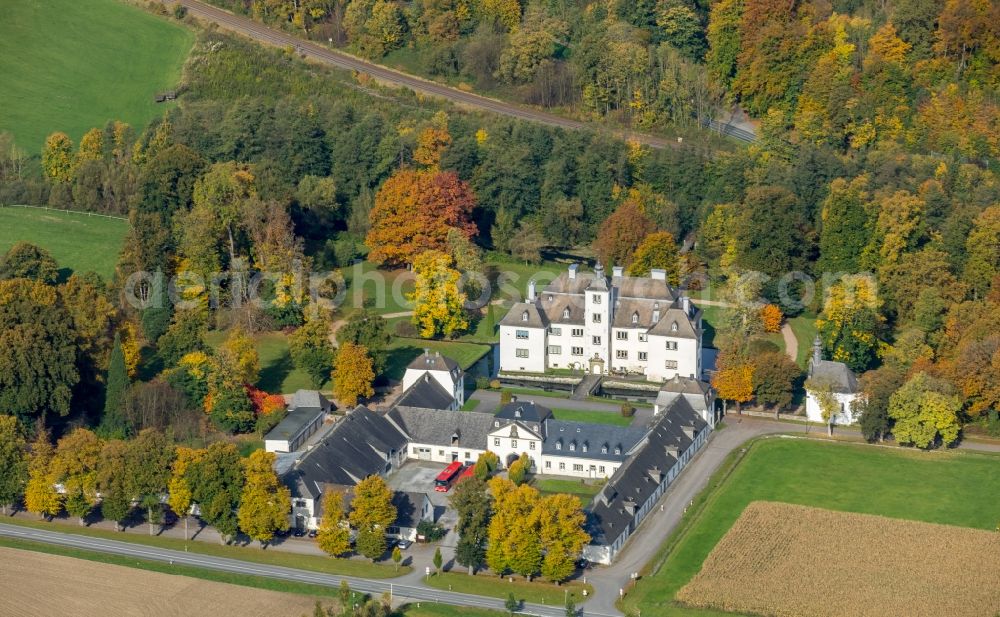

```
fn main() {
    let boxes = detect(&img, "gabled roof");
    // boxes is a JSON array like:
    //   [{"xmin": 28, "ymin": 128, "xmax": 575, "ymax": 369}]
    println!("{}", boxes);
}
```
[
  {"xmin": 396, "ymin": 374, "xmax": 456, "ymax": 410},
  {"xmin": 541, "ymin": 420, "xmax": 647, "ymax": 461},
  {"xmin": 647, "ymin": 304, "xmax": 701, "ymax": 339},
  {"xmin": 282, "ymin": 405, "xmax": 407, "ymax": 495},
  {"xmin": 407, "ymin": 350, "xmax": 460, "ymax": 374},
  {"xmin": 264, "ymin": 403, "xmax": 321, "ymax": 445},
  {"xmin": 545, "ymin": 271, "xmax": 601, "ymax": 295},
  {"xmin": 539, "ymin": 295, "xmax": 585, "ymax": 326},
  {"xmin": 387, "ymin": 406, "xmax": 495, "ymax": 449},
  {"xmin": 611, "ymin": 297, "xmax": 668, "ymax": 329},
  {"xmin": 612, "ymin": 276, "xmax": 676, "ymax": 301},
  {"xmin": 655, "ymin": 376, "xmax": 713, "ymax": 415},
  {"xmin": 500, "ymin": 302, "xmax": 548, "ymax": 329},
  {"xmin": 495, "ymin": 400, "xmax": 553, "ymax": 424},
  {"xmin": 809, "ymin": 359, "xmax": 858, "ymax": 394},
  {"xmin": 586, "ymin": 397, "xmax": 708, "ymax": 546},
  {"xmin": 290, "ymin": 389, "xmax": 332, "ymax": 411}
]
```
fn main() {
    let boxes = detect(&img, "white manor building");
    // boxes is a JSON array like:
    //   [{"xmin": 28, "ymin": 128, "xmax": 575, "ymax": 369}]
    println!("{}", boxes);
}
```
[{"xmin": 499, "ymin": 263, "xmax": 703, "ymax": 382}]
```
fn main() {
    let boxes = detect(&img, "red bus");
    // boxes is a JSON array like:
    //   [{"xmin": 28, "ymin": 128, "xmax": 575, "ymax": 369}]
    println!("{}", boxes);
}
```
[
  {"xmin": 458, "ymin": 465, "xmax": 475, "ymax": 482},
  {"xmin": 434, "ymin": 461, "xmax": 464, "ymax": 492}
]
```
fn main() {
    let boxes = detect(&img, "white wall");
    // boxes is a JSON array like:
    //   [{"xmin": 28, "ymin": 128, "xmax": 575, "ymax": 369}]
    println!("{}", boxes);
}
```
[
  {"xmin": 584, "ymin": 289, "xmax": 611, "ymax": 371},
  {"xmin": 539, "ymin": 454, "xmax": 619, "ymax": 478},
  {"xmin": 402, "ymin": 368, "xmax": 463, "ymax": 409},
  {"xmin": 805, "ymin": 391, "xmax": 858, "ymax": 425},
  {"xmin": 407, "ymin": 441, "xmax": 485, "ymax": 465},
  {"xmin": 488, "ymin": 423, "xmax": 542, "ymax": 470},
  {"xmin": 646, "ymin": 335, "xmax": 700, "ymax": 382},
  {"xmin": 499, "ymin": 325, "xmax": 546, "ymax": 373}
]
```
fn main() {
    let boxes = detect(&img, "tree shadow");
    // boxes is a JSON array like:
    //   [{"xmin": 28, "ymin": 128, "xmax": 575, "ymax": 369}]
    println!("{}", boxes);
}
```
[{"xmin": 259, "ymin": 348, "xmax": 294, "ymax": 392}]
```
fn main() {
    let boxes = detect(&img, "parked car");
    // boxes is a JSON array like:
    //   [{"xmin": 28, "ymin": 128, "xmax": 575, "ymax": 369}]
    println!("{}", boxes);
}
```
[
  {"xmin": 397, "ymin": 539, "xmax": 412, "ymax": 550},
  {"xmin": 307, "ymin": 529, "xmax": 317, "ymax": 538},
  {"xmin": 576, "ymin": 558, "xmax": 590, "ymax": 570},
  {"xmin": 293, "ymin": 527, "xmax": 306, "ymax": 537}
]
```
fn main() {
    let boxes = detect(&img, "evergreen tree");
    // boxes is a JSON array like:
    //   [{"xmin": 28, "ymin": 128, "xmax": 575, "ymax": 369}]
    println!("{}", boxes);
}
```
[{"xmin": 100, "ymin": 333, "xmax": 130, "ymax": 438}]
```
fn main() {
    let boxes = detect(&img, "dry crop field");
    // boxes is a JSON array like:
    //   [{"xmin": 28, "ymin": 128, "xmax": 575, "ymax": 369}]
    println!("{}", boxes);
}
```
[
  {"xmin": 0, "ymin": 547, "xmax": 318, "ymax": 617},
  {"xmin": 677, "ymin": 501, "xmax": 1000, "ymax": 617}
]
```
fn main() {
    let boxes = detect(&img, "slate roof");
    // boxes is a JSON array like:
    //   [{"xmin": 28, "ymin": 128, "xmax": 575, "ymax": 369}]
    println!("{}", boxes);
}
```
[
  {"xmin": 647, "ymin": 304, "xmax": 701, "ymax": 339},
  {"xmin": 387, "ymin": 406, "xmax": 496, "ymax": 449},
  {"xmin": 495, "ymin": 400, "xmax": 553, "ymax": 424},
  {"xmin": 395, "ymin": 374, "xmax": 456, "ymax": 410},
  {"xmin": 407, "ymin": 350, "xmax": 460, "ymax": 374},
  {"xmin": 809, "ymin": 359, "xmax": 859, "ymax": 394},
  {"xmin": 612, "ymin": 276, "xmax": 676, "ymax": 301},
  {"xmin": 544, "ymin": 271, "xmax": 601, "ymax": 295},
  {"xmin": 539, "ymin": 295, "xmax": 585, "ymax": 326},
  {"xmin": 611, "ymin": 298, "xmax": 667, "ymax": 329},
  {"xmin": 290, "ymin": 390, "xmax": 332, "ymax": 411},
  {"xmin": 541, "ymin": 420, "xmax": 647, "ymax": 461},
  {"xmin": 264, "ymin": 404, "xmax": 321, "ymax": 446},
  {"xmin": 391, "ymin": 491, "xmax": 427, "ymax": 529},
  {"xmin": 655, "ymin": 375, "xmax": 713, "ymax": 414},
  {"xmin": 587, "ymin": 397, "xmax": 709, "ymax": 546},
  {"xmin": 281, "ymin": 405, "xmax": 407, "ymax": 497},
  {"xmin": 500, "ymin": 302, "xmax": 549, "ymax": 329}
]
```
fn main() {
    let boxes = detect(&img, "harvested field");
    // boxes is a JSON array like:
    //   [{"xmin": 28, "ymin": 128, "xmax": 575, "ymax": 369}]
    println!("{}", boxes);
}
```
[
  {"xmin": 0, "ymin": 547, "xmax": 317, "ymax": 617},
  {"xmin": 677, "ymin": 501, "xmax": 1000, "ymax": 617}
]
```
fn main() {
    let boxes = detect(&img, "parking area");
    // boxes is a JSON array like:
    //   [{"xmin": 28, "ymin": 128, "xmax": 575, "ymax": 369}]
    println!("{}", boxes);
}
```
[{"xmin": 386, "ymin": 460, "xmax": 463, "ymax": 543}]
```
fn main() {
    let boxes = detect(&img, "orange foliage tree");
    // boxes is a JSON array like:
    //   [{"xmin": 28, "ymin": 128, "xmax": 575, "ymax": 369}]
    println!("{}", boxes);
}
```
[
  {"xmin": 366, "ymin": 169, "xmax": 477, "ymax": 267},
  {"xmin": 592, "ymin": 199, "xmax": 654, "ymax": 268},
  {"xmin": 759, "ymin": 304, "xmax": 783, "ymax": 333},
  {"xmin": 712, "ymin": 351, "xmax": 755, "ymax": 413}
]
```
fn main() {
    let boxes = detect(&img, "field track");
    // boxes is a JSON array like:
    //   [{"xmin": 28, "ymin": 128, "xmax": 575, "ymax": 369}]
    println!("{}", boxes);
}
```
[{"xmin": 677, "ymin": 501, "xmax": 1000, "ymax": 617}]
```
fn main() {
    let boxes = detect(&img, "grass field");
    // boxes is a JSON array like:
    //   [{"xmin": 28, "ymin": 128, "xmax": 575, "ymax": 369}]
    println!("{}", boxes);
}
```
[
  {"xmin": 0, "ymin": 545, "xmax": 320, "ymax": 616},
  {"xmin": 424, "ymin": 571, "xmax": 592, "ymax": 605},
  {"xmin": 788, "ymin": 312, "xmax": 819, "ymax": 367},
  {"xmin": 622, "ymin": 437, "xmax": 1000, "ymax": 617},
  {"xmin": 386, "ymin": 337, "xmax": 491, "ymax": 381},
  {"xmin": 531, "ymin": 477, "xmax": 605, "ymax": 499},
  {"xmin": 401, "ymin": 603, "xmax": 506, "ymax": 617},
  {"xmin": 205, "ymin": 330, "xmax": 327, "ymax": 394},
  {"xmin": 0, "ymin": 207, "xmax": 128, "ymax": 280},
  {"xmin": 549, "ymin": 407, "xmax": 633, "ymax": 427},
  {"xmin": 0, "ymin": 0, "xmax": 193, "ymax": 152},
  {"xmin": 1, "ymin": 516, "xmax": 407, "ymax": 579},
  {"xmin": 676, "ymin": 501, "xmax": 1000, "ymax": 617}
]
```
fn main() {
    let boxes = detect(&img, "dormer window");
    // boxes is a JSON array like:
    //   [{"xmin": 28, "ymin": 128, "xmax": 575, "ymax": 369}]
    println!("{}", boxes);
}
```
[
  {"xmin": 671, "ymin": 321, "xmax": 678, "ymax": 332},
  {"xmin": 556, "ymin": 440, "xmax": 562, "ymax": 450},
  {"xmin": 546, "ymin": 295, "xmax": 553, "ymax": 302},
  {"xmin": 514, "ymin": 408, "xmax": 522, "ymax": 418},
  {"xmin": 614, "ymin": 446, "xmax": 621, "ymax": 455},
  {"xmin": 521, "ymin": 310, "xmax": 529, "ymax": 322},
  {"xmin": 582, "ymin": 443, "xmax": 588, "ymax": 453},
  {"xmin": 631, "ymin": 311, "xmax": 639, "ymax": 324},
  {"xmin": 601, "ymin": 445, "xmax": 608, "ymax": 454},
  {"xmin": 569, "ymin": 442, "xmax": 576, "ymax": 452},
  {"xmin": 652, "ymin": 310, "xmax": 660, "ymax": 322},
  {"xmin": 494, "ymin": 420, "xmax": 500, "ymax": 427},
  {"xmin": 563, "ymin": 307, "xmax": 570, "ymax": 319}
]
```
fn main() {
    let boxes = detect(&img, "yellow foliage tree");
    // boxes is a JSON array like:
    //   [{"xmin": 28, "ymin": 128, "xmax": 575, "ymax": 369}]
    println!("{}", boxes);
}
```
[
  {"xmin": 76, "ymin": 128, "xmax": 104, "ymax": 167},
  {"xmin": 317, "ymin": 489, "xmax": 352, "ymax": 557},
  {"xmin": 759, "ymin": 304, "xmax": 783, "ymax": 333},
  {"xmin": 332, "ymin": 342, "xmax": 375, "ymax": 407},
  {"xmin": 409, "ymin": 250, "xmax": 468, "ymax": 338},
  {"xmin": 24, "ymin": 432, "xmax": 61, "ymax": 519},
  {"xmin": 711, "ymin": 362, "xmax": 755, "ymax": 414},
  {"xmin": 218, "ymin": 326, "xmax": 260, "ymax": 385},
  {"xmin": 479, "ymin": 0, "xmax": 521, "ymax": 31},
  {"xmin": 120, "ymin": 321, "xmax": 142, "ymax": 379},
  {"xmin": 168, "ymin": 446, "xmax": 205, "ymax": 540},
  {"xmin": 414, "ymin": 112, "xmax": 451, "ymax": 169},
  {"xmin": 41, "ymin": 132, "xmax": 75, "ymax": 183},
  {"xmin": 238, "ymin": 450, "xmax": 291, "ymax": 546}
]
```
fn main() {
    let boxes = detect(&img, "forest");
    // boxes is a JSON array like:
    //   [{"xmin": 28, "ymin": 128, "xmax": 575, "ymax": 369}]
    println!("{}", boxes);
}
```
[{"xmin": 0, "ymin": 0, "xmax": 997, "ymax": 460}]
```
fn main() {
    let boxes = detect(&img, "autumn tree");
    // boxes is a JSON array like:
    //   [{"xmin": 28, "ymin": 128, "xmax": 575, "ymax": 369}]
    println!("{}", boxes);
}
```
[
  {"xmin": 128, "ymin": 429, "xmax": 175, "ymax": 535},
  {"xmin": 218, "ymin": 327, "xmax": 260, "ymax": 385},
  {"xmin": 751, "ymin": 351, "xmax": 800, "ymax": 412},
  {"xmin": 593, "ymin": 199, "xmax": 654, "ymax": 268},
  {"xmin": 414, "ymin": 113, "xmax": 452, "ymax": 169},
  {"xmin": 451, "ymin": 475, "xmax": 492, "ymax": 574},
  {"xmin": 0, "ymin": 416, "xmax": 27, "ymax": 514},
  {"xmin": 96, "ymin": 439, "xmax": 132, "ymax": 531},
  {"xmin": 337, "ymin": 308, "xmax": 390, "ymax": 376},
  {"xmin": 853, "ymin": 365, "xmax": 904, "ymax": 443},
  {"xmin": 332, "ymin": 342, "xmax": 375, "ymax": 407},
  {"xmin": 963, "ymin": 205, "xmax": 1000, "ymax": 298},
  {"xmin": 889, "ymin": 372, "xmax": 962, "ymax": 449},
  {"xmin": 188, "ymin": 442, "xmax": 245, "ymax": 543},
  {"xmin": 816, "ymin": 275, "xmax": 883, "ymax": 372},
  {"xmin": 537, "ymin": 493, "xmax": 589, "ymax": 583},
  {"xmin": 366, "ymin": 169, "xmax": 477, "ymax": 267},
  {"xmin": 51, "ymin": 428, "xmax": 103, "ymax": 525},
  {"xmin": 627, "ymin": 231, "xmax": 681, "ymax": 285},
  {"xmin": 168, "ymin": 446, "xmax": 204, "ymax": 539},
  {"xmin": 807, "ymin": 378, "xmax": 841, "ymax": 436},
  {"xmin": 349, "ymin": 475, "xmax": 396, "ymax": 561},
  {"xmin": 238, "ymin": 450, "xmax": 291, "ymax": 546},
  {"xmin": 711, "ymin": 351, "xmax": 755, "ymax": 414},
  {"xmin": 0, "ymin": 278, "xmax": 79, "ymax": 422},
  {"xmin": 41, "ymin": 132, "xmax": 74, "ymax": 183},
  {"xmin": 24, "ymin": 432, "xmax": 60, "ymax": 519},
  {"xmin": 290, "ymin": 314, "xmax": 336, "ymax": 389},
  {"xmin": 317, "ymin": 489, "xmax": 352, "ymax": 557},
  {"xmin": 409, "ymin": 250, "xmax": 468, "ymax": 338},
  {"xmin": 759, "ymin": 304, "xmax": 783, "ymax": 334},
  {"xmin": 0, "ymin": 242, "xmax": 59, "ymax": 284},
  {"xmin": 487, "ymin": 477, "xmax": 544, "ymax": 579}
]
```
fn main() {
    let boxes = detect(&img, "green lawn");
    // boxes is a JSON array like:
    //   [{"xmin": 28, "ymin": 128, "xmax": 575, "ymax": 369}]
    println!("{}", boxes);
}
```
[
  {"xmin": 340, "ymin": 261, "xmax": 415, "ymax": 315},
  {"xmin": 788, "ymin": 312, "xmax": 819, "ymax": 367},
  {"xmin": 622, "ymin": 437, "xmax": 1000, "ymax": 617},
  {"xmin": 401, "ymin": 603, "xmax": 506, "ymax": 617},
  {"xmin": 386, "ymin": 337, "xmax": 491, "ymax": 381},
  {"xmin": 461, "ymin": 398, "xmax": 482, "ymax": 411},
  {"xmin": 1, "ymin": 516, "xmax": 409, "ymax": 579},
  {"xmin": 0, "ymin": 207, "xmax": 128, "ymax": 280},
  {"xmin": 206, "ymin": 330, "xmax": 328, "ymax": 394},
  {"xmin": 0, "ymin": 0, "xmax": 193, "ymax": 153},
  {"xmin": 531, "ymin": 477, "xmax": 605, "ymax": 499},
  {"xmin": 424, "ymin": 571, "xmax": 592, "ymax": 605},
  {"xmin": 549, "ymin": 407, "xmax": 633, "ymax": 427}
]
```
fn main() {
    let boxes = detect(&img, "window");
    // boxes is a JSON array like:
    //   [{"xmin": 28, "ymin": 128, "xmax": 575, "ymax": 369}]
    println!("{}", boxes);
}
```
[
  {"xmin": 545, "ymin": 461, "xmax": 551, "ymax": 468},
  {"xmin": 631, "ymin": 311, "xmax": 639, "ymax": 324},
  {"xmin": 516, "ymin": 349, "xmax": 529, "ymax": 358},
  {"xmin": 665, "ymin": 341, "xmax": 678, "ymax": 350},
  {"xmin": 571, "ymin": 328, "xmax": 584, "ymax": 337},
  {"xmin": 573, "ymin": 464, "xmax": 584, "ymax": 472},
  {"xmin": 616, "ymin": 331, "xmax": 628, "ymax": 340},
  {"xmin": 652, "ymin": 310, "xmax": 660, "ymax": 322},
  {"xmin": 614, "ymin": 447, "xmax": 621, "ymax": 455},
  {"xmin": 438, "ymin": 450, "xmax": 444, "ymax": 456},
  {"xmin": 294, "ymin": 499, "xmax": 306, "ymax": 508},
  {"xmin": 569, "ymin": 442, "xmax": 576, "ymax": 451},
  {"xmin": 550, "ymin": 327, "xmax": 562, "ymax": 336},
  {"xmin": 511, "ymin": 440, "xmax": 517, "ymax": 449},
  {"xmin": 465, "ymin": 452, "xmax": 471, "ymax": 459},
  {"xmin": 592, "ymin": 313, "xmax": 602, "ymax": 323},
  {"xmin": 638, "ymin": 351, "xmax": 647, "ymax": 361},
  {"xmin": 592, "ymin": 336, "xmax": 602, "ymax": 345},
  {"xmin": 521, "ymin": 311, "xmax": 529, "ymax": 322},
  {"xmin": 638, "ymin": 333, "xmax": 648, "ymax": 342},
  {"xmin": 494, "ymin": 420, "xmax": 500, "ymax": 427},
  {"xmin": 592, "ymin": 294, "xmax": 602, "ymax": 304},
  {"xmin": 601, "ymin": 445, "xmax": 608, "ymax": 454},
  {"xmin": 599, "ymin": 466, "xmax": 605, "ymax": 474},
  {"xmin": 559, "ymin": 462, "xmax": 566, "ymax": 471},
  {"xmin": 555, "ymin": 441, "xmax": 562, "ymax": 450},
  {"xmin": 516, "ymin": 329, "xmax": 529, "ymax": 339},
  {"xmin": 671, "ymin": 321, "xmax": 678, "ymax": 332},
  {"xmin": 494, "ymin": 438, "xmax": 501, "ymax": 446},
  {"xmin": 571, "ymin": 347, "xmax": 584, "ymax": 356},
  {"xmin": 616, "ymin": 350, "xmax": 628, "ymax": 359},
  {"xmin": 548, "ymin": 345, "xmax": 562, "ymax": 355},
  {"xmin": 582, "ymin": 444, "xmax": 588, "ymax": 452},
  {"xmin": 563, "ymin": 308, "xmax": 571, "ymax": 319},
  {"xmin": 665, "ymin": 360, "xmax": 678, "ymax": 369},
  {"xmin": 529, "ymin": 441, "xmax": 535, "ymax": 450}
]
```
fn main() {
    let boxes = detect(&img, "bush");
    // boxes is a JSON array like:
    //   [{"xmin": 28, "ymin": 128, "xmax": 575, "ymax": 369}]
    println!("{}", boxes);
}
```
[
  {"xmin": 489, "ymin": 379, "xmax": 501, "ymax": 390},
  {"xmin": 985, "ymin": 410, "xmax": 1000, "ymax": 438},
  {"xmin": 141, "ymin": 306, "xmax": 172, "ymax": 343},
  {"xmin": 620, "ymin": 403, "xmax": 635, "ymax": 418},
  {"xmin": 416, "ymin": 519, "xmax": 447, "ymax": 542},
  {"xmin": 749, "ymin": 339, "xmax": 781, "ymax": 355},
  {"xmin": 394, "ymin": 320, "xmax": 418, "ymax": 337},
  {"xmin": 173, "ymin": 4, "xmax": 187, "ymax": 18},
  {"xmin": 475, "ymin": 375, "xmax": 491, "ymax": 390},
  {"xmin": 500, "ymin": 390, "xmax": 513, "ymax": 405}
]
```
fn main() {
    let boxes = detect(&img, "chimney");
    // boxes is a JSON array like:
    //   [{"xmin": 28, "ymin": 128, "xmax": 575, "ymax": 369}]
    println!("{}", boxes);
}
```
[
  {"xmin": 650, "ymin": 269, "xmax": 666, "ymax": 281},
  {"xmin": 612, "ymin": 265, "xmax": 623, "ymax": 278},
  {"xmin": 681, "ymin": 296, "xmax": 691, "ymax": 315},
  {"xmin": 424, "ymin": 348, "xmax": 431, "ymax": 365},
  {"xmin": 568, "ymin": 263, "xmax": 578, "ymax": 280},
  {"xmin": 527, "ymin": 279, "xmax": 536, "ymax": 301}
]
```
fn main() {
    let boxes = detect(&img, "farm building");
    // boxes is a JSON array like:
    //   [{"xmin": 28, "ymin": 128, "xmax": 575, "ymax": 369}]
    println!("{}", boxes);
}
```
[{"xmin": 264, "ymin": 390, "xmax": 332, "ymax": 453}]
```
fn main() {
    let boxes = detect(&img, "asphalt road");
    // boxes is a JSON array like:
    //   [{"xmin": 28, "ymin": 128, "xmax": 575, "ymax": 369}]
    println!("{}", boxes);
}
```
[
  {"xmin": 174, "ymin": 0, "xmax": 681, "ymax": 150},
  {"xmin": 0, "ymin": 522, "xmax": 614, "ymax": 617}
]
